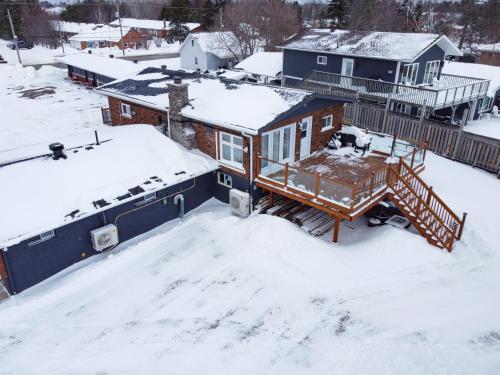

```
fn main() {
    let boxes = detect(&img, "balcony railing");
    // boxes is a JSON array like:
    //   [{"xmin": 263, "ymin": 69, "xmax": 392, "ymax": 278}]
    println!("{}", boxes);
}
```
[
  {"xmin": 299, "ymin": 71, "xmax": 490, "ymax": 110},
  {"xmin": 256, "ymin": 147, "xmax": 426, "ymax": 215}
]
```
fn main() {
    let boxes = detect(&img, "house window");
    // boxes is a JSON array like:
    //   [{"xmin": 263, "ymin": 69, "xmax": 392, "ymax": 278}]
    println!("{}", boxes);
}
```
[
  {"xmin": 217, "ymin": 172, "xmax": 232, "ymax": 188},
  {"xmin": 191, "ymin": 39, "xmax": 194, "ymax": 47},
  {"xmin": 143, "ymin": 192, "xmax": 157, "ymax": 202},
  {"xmin": 423, "ymin": 60, "xmax": 441, "ymax": 84},
  {"xmin": 321, "ymin": 115, "xmax": 333, "ymax": 131},
  {"xmin": 195, "ymin": 57, "xmax": 198, "ymax": 65},
  {"xmin": 120, "ymin": 102, "xmax": 132, "ymax": 118},
  {"xmin": 317, "ymin": 55, "xmax": 327, "ymax": 65},
  {"xmin": 28, "ymin": 230, "xmax": 55, "ymax": 246},
  {"xmin": 219, "ymin": 132, "xmax": 244, "ymax": 169},
  {"xmin": 400, "ymin": 63, "xmax": 419, "ymax": 85}
]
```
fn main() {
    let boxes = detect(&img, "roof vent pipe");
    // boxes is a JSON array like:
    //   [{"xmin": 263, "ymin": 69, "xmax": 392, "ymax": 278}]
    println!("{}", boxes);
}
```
[
  {"xmin": 49, "ymin": 142, "xmax": 67, "ymax": 160},
  {"xmin": 161, "ymin": 65, "xmax": 167, "ymax": 74},
  {"xmin": 88, "ymin": 50, "xmax": 92, "ymax": 54}
]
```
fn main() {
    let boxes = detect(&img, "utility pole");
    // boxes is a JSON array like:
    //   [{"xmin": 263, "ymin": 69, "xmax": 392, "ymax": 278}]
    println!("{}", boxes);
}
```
[
  {"xmin": 116, "ymin": 4, "xmax": 125, "ymax": 56},
  {"xmin": 57, "ymin": 20, "xmax": 65, "ymax": 54},
  {"xmin": 7, "ymin": 8, "xmax": 21, "ymax": 65}
]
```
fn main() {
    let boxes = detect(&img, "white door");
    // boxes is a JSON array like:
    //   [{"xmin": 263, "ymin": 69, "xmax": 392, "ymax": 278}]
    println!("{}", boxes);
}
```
[
  {"xmin": 341, "ymin": 58, "xmax": 354, "ymax": 76},
  {"xmin": 261, "ymin": 125, "xmax": 295, "ymax": 175},
  {"xmin": 299, "ymin": 117, "xmax": 313, "ymax": 160}
]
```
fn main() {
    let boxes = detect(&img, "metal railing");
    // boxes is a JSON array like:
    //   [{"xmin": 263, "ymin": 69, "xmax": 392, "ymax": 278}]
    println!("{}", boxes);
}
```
[{"xmin": 300, "ymin": 71, "xmax": 489, "ymax": 110}]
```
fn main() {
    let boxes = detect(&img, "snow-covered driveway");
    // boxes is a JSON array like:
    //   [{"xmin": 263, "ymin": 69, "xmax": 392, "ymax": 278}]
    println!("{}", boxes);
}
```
[{"xmin": 0, "ymin": 153, "xmax": 499, "ymax": 374}]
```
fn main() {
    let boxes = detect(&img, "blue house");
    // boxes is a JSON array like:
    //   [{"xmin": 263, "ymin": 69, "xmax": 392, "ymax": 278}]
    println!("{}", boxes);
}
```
[
  {"xmin": 280, "ymin": 29, "xmax": 491, "ymax": 122},
  {"xmin": 0, "ymin": 126, "xmax": 218, "ymax": 294}
]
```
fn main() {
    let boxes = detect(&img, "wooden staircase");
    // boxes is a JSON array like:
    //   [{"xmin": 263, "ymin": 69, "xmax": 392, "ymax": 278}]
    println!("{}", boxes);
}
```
[{"xmin": 387, "ymin": 159, "xmax": 467, "ymax": 252}]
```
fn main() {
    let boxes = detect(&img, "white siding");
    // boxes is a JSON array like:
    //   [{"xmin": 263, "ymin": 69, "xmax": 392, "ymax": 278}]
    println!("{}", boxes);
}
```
[{"xmin": 180, "ymin": 35, "xmax": 209, "ymax": 71}]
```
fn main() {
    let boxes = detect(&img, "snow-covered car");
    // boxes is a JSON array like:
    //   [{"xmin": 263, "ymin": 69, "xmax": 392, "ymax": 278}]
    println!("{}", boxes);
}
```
[{"xmin": 7, "ymin": 40, "xmax": 34, "ymax": 50}]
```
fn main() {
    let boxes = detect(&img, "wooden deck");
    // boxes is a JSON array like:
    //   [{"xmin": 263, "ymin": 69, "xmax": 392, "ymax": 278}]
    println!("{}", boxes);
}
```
[{"xmin": 256, "ymin": 147, "xmax": 426, "ymax": 221}]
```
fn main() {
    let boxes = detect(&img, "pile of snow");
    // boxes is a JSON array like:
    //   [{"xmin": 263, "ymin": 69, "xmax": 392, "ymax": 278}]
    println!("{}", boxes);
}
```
[
  {"xmin": 465, "ymin": 117, "xmax": 500, "ymax": 140},
  {"xmin": 0, "ymin": 125, "xmax": 218, "ymax": 247},
  {"xmin": 235, "ymin": 52, "xmax": 282, "ymax": 78},
  {"xmin": 0, "ymin": 39, "xmax": 75, "ymax": 65},
  {"xmin": 0, "ymin": 152, "xmax": 499, "ymax": 374}
]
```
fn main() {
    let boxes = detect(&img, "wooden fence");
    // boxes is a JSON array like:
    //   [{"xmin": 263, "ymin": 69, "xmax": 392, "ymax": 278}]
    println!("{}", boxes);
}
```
[{"xmin": 343, "ymin": 103, "xmax": 500, "ymax": 175}]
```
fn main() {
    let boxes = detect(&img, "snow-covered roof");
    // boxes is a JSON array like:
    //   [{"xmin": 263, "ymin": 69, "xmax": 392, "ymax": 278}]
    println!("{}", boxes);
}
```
[
  {"xmin": 442, "ymin": 61, "xmax": 500, "ymax": 97},
  {"xmin": 477, "ymin": 43, "xmax": 500, "ymax": 53},
  {"xmin": 50, "ymin": 21, "xmax": 102, "ymax": 34},
  {"xmin": 56, "ymin": 53, "xmax": 143, "ymax": 79},
  {"xmin": 0, "ymin": 125, "xmax": 218, "ymax": 247},
  {"xmin": 109, "ymin": 18, "xmax": 201, "ymax": 32},
  {"xmin": 282, "ymin": 29, "xmax": 462, "ymax": 62},
  {"xmin": 68, "ymin": 25, "xmax": 132, "ymax": 43},
  {"xmin": 98, "ymin": 68, "xmax": 312, "ymax": 134},
  {"xmin": 235, "ymin": 52, "xmax": 282, "ymax": 78},
  {"xmin": 183, "ymin": 32, "xmax": 241, "ymax": 59}
]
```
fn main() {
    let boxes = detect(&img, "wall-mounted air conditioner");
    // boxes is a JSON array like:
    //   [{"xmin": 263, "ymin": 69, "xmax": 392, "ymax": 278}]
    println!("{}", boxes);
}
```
[
  {"xmin": 229, "ymin": 189, "xmax": 250, "ymax": 218},
  {"xmin": 90, "ymin": 224, "xmax": 119, "ymax": 252}
]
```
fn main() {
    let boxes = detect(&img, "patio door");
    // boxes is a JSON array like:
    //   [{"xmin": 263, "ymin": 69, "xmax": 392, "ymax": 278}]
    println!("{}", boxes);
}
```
[
  {"xmin": 299, "ymin": 117, "xmax": 313, "ymax": 160},
  {"xmin": 341, "ymin": 58, "xmax": 354, "ymax": 76},
  {"xmin": 261, "ymin": 124, "xmax": 295, "ymax": 175}
]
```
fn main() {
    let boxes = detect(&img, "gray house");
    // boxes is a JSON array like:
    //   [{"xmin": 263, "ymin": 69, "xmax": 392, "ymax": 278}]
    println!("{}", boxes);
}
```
[
  {"xmin": 179, "ymin": 32, "xmax": 243, "ymax": 72},
  {"xmin": 280, "ymin": 29, "xmax": 491, "ymax": 121}
]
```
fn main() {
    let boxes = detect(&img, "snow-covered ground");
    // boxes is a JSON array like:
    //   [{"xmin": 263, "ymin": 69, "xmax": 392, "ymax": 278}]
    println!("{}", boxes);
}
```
[
  {"xmin": 0, "ymin": 152, "xmax": 499, "ymax": 374},
  {"xmin": 0, "ymin": 39, "xmax": 76, "ymax": 65},
  {"xmin": 0, "ymin": 64, "xmax": 106, "ymax": 152},
  {"xmin": 80, "ymin": 41, "xmax": 181, "ymax": 58},
  {"xmin": 465, "ymin": 116, "xmax": 500, "ymax": 140}
]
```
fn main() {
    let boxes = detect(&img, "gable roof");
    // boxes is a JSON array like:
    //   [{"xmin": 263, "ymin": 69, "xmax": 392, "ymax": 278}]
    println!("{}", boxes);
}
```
[
  {"xmin": 0, "ymin": 125, "xmax": 218, "ymax": 248},
  {"xmin": 109, "ymin": 18, "xmax": 201, "ymax": 32},
  {"xmin": 97, "ymin": 68, "xmax": 312, "ymax": 134},
  {"xmin": 282, "ymin": 29, "xmax": 462, "ymax": 62},
  {"xmin": 235, "ymin": 52, "xmax": 283, "ymax": 78},
  {"xmin": 68, "ymin": 25, "xmax": 132, "ymax": 43},
  {"xmin": 181, "ymin": 32, "xmax": 241, "ymax": 59},
  {"xmin": 56, "ymin": 53, "xmax": 143, "ymax": 79}
]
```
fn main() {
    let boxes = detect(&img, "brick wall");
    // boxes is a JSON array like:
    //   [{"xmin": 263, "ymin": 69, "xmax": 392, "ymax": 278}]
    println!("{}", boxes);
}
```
[{"xmin": 108, "ymin": 97, "xmax": 168, "ymax": 127}]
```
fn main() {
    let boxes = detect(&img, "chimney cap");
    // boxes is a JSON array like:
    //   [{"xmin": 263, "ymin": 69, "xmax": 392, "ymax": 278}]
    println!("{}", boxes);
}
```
[
  {"xmin": 173, "ymin": 76, "xmax": 182, "ymax": 84},
  {"xmin": 161, "ymin": 65, "xmax": 167, "ymax": 73}
]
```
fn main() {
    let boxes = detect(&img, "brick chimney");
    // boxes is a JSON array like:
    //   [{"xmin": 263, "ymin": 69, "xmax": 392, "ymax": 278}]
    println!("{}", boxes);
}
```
[{"xmin": 167, "ymin": 77, "xmax": 197, "ymax": 149}]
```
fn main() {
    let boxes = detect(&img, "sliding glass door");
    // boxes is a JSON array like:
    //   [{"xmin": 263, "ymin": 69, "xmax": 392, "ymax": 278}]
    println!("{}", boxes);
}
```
[{"xmin": 261, "ymin": 124, "xmax": 295, "ymax": 174}]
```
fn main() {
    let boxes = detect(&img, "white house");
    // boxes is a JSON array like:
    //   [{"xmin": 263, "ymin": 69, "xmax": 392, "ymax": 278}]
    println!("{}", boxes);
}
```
[{"xmin": 179, "ymin": 32, "xmax": 243, "ymax": 72}]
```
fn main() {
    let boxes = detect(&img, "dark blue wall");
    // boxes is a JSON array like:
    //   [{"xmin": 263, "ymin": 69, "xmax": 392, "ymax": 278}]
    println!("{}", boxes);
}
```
[
  {"xmin": 408, "ymin": 44, "xmax": 446, "ymax": 85},
  {"xmin": 282, "ymin": 48, "xmax": 398, "ymax": 82},
  {"xmin": 214, "ymin": 170, "xmax": 249, "ymax": 203},
  {"xmin": 3, "ymin": 172, "xmax": 216, "ymax": 294}
]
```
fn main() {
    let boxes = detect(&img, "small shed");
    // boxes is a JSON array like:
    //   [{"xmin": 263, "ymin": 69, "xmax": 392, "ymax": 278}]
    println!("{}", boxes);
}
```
[{"xmin": 234, "ymin": 52, "xmax": 283, "ymax": 84}]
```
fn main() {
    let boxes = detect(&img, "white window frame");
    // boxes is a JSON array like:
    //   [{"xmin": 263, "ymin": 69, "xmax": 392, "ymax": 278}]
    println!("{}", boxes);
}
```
[
  {"xmin": 423, "ymin": 60, "xmax": 440, "ymax": 84},
  {"xmin": 321, "ymin": 115, "xmax": 333, "ymax": 132},
  {"xmin": 135, "ymin": 191, "xmax": 157, "ymax": 206},
  {"xmin": 120, "ymin": 102, "xmax": 132, "ymax": 118},
  {"xmin": 317, "ymin": 55, "xmax": 327, "ymax": 65},
  {"xmin": 218, "ymin": 131, "xmax": 244, "ymax": 170},
  {"xmin": 400, "ymin": 63, "xmax": 419, "ymax": 85},
  {"xmin": 28, "ymin": 230, "xmax": 55, "ymax": 246},
  {"xmin": 217, "ymin": 172, "xmax": 232, "ymax": 188}
]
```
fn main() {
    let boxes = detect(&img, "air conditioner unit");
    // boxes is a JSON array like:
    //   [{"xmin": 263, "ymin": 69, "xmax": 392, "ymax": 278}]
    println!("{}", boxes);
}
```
[
  {"xmin": 229, "ymin": 189, "xmax": 250, "ymax": 218},
  {"xmin": 90, "ymin": 224, "xmax": 119, "ymax": 252}
]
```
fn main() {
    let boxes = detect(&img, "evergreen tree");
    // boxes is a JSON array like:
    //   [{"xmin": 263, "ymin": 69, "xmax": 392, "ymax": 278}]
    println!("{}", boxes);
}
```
[
  {"xmin": 327, "ymin": 0, "xmax": 345, "ymax": 28},
  {"xmin": 200, "ymin": 0, "xmax": 217, "ymax": 28},
  {"xmin": 160, "ymin": 0, "xmax": 192, "ymax": 22}
]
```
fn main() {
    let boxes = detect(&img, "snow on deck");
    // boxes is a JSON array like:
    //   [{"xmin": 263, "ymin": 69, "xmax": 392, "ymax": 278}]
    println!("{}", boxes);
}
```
[
  {"xmin": 98, "ymin": 68, "xmax": 312, "ymax": 133},
  {"xmin": 235, "ymin": 52, "xmax": 283, "ymax": 78},
  {"xmin": 0, "ymin": 153, "xmax": 499, "ymax": 374},
  {"xmin": 283, "ymin": 29, "xmax": 454, "ymax": 62},
  {"xmin": 442, "ymin": 61, "xmax": 500, "ymax": 97},
  {"xmin": 57, "ymin": 53, "xmax": 144, "ymax": 79},
  {"xmin": 0, "ymin": 125, "xmax": 218, "ymax": 247}
]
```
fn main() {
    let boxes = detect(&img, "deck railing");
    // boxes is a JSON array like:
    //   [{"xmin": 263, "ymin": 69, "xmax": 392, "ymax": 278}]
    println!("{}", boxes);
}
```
[
  {"xmin": 257, "ymin": 147, "xmax": 426, "ymax": 214},
  {"xmin": 300, "ymin": 71, "xmax": 490, "ymax": 110}
]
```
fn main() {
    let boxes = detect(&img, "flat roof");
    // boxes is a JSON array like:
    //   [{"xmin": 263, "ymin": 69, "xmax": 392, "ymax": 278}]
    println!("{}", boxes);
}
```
[
  {"xmin": 57, "ymin": 53, "xmax": 143, "ymax": 79},
  {"xmin": 0, "ymin": 125, "xmax": 218, "ymax": 247}
]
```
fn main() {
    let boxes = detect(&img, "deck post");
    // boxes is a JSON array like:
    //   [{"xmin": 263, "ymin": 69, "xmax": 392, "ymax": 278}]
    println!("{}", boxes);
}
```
[
  {"xmin": 284, "ymin": 162, "xmax": 289, "ymax": 188},
  {"xmin": 410, "ymin": 147, "xmax": 416, "ymax": 168},
  {"xmin": 426, "ymin": 186, "xmax": 433, "ymax": 205},
  {"xmin": 333, "ymin": 216, "xmax": 340, "ymax": 243},
  {"xmin": 369, "ymin": 172, "xmax": 375, "ymax": 198},
  {"xmin": 256, "ymin": 154, "xmax": 261, "ymax": 176},
  {"xmin": 314, "ymin": 173, "xmax": 320, "ymax": 197},
  {"xmin": 457, "ymin": 212, "xmax": 468, "ymax": 240}
]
